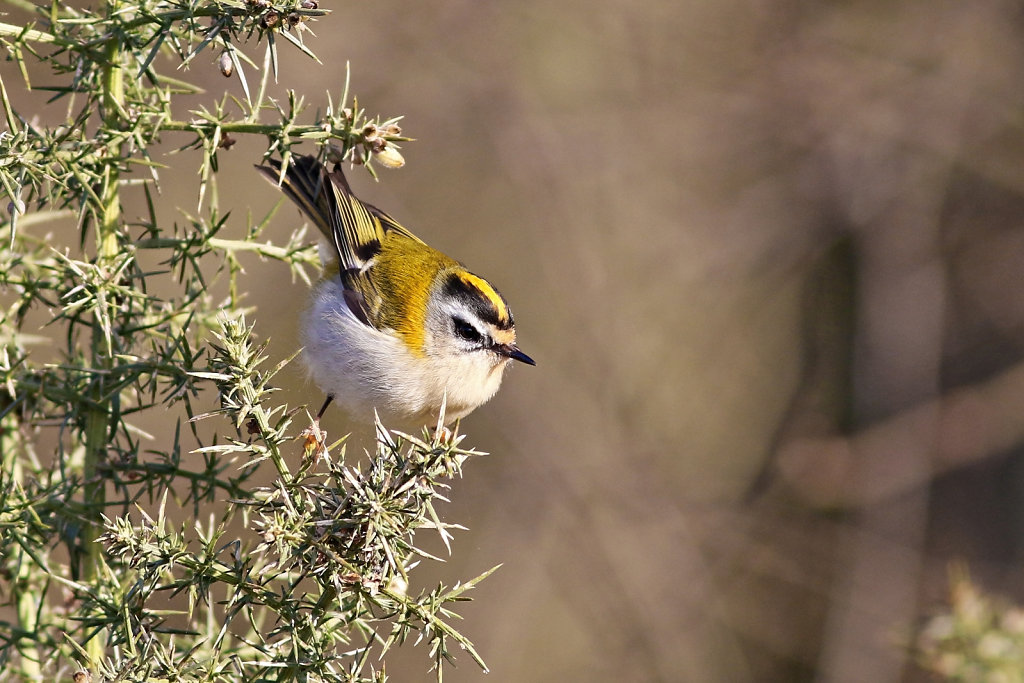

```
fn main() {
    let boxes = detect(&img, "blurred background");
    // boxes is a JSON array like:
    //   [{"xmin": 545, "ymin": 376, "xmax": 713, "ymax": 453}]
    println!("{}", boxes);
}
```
[{"xmin": 14, "ymin": 0, "xmax": 1024, "ymax": 680}]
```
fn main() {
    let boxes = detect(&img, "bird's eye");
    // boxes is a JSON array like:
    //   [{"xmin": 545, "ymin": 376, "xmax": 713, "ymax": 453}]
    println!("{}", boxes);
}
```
[{"xmin": 453, "ymin": 317, "xmax": 483, "ymax": 344}]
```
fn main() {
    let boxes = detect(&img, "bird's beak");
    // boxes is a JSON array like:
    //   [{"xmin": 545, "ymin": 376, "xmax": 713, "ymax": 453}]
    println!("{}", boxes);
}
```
[{"xmin": 496, "ymin": 343, "xmax": 536, "ymax": 366}]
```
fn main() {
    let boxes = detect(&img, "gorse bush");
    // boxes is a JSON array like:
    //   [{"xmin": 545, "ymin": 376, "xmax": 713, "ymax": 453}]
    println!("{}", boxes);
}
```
[
  {"xmin": 914, "ymin": 568, "xmax": 1024, "ymax": 683},
  {"xmin": 0, "ymin": 1, "xmax": 495, "ymax": 680}
]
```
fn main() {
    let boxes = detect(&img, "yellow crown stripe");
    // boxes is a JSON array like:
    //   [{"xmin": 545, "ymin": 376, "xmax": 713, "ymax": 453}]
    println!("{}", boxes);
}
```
[{"xmin": 457, "ymin": 272, "xmax": 509, "ymax": 323}]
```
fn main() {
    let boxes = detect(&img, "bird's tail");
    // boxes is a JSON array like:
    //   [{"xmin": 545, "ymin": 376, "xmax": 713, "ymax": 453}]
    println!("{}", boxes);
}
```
[{"xmin": 256, "ymin": 155, "xmax": 336, "ymax": 242}]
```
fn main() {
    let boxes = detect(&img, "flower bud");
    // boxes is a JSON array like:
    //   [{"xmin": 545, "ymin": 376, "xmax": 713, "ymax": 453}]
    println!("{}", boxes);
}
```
[
  {"xmin": 218, "ymin": 51, "xmax": 233, "ymax": 77},
  {"xmin": 373, "ymin": 144, "xmax": 405, "ymax": 169}
]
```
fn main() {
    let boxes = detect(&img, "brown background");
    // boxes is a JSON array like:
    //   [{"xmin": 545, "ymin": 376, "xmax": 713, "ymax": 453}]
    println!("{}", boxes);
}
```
[{"xmin": 12, "ymin": 0, "xmax": 1024, "ymax": 680}]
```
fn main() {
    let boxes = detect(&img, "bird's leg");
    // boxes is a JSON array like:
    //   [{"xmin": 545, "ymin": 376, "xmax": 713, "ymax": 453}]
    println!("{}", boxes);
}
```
[
  {"xmin": 301, "ymin": 394, "xmax": 334, "ymax": 464},
  {"xmin": 316, "ymin": 394, "xmax": 334, "ymax": 422}
]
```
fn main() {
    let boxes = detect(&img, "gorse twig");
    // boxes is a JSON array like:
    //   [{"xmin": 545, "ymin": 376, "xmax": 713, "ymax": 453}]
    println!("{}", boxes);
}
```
[{"xmin": 0, "ymin": 0, "xmax": 490, "ymax": 680}]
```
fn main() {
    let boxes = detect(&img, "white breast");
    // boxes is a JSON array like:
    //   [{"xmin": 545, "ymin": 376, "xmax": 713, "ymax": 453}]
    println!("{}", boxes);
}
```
[{"xmin": 301, "ymin": 278, "xmax": 508, "ymax": 427}]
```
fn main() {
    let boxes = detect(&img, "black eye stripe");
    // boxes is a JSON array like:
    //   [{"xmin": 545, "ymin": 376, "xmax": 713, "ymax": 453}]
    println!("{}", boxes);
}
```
[
  {"xmin": 453, "ymin": 317, "xmax": 484, "ymax": 344},
  {"xmin": 442, "ymin": 272, "xmax": 514, "ymax": 330}
]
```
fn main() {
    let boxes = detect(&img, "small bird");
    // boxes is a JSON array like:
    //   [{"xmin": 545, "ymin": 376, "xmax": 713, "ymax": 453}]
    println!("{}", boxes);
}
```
[{"xmin": 258, "ymin": 155, "xmax": 534, "ymax": 427}]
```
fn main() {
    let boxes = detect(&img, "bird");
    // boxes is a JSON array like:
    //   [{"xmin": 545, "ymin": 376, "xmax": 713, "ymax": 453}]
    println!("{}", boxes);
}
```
[{"xmin": 257, "ymin": 154, "xmax": 534, "ymax": 428}]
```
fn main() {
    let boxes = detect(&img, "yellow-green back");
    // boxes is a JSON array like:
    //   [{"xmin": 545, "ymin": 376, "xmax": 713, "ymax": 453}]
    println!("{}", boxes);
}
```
[{"xmin": 367, "ymin": 234, "xmax": 458, "ymax": 354}]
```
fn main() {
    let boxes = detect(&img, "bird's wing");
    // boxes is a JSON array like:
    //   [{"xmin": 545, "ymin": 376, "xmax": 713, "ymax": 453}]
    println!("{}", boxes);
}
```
[{"xmin": 257, "ymin": 155, "xmax": 424, "ymax": 329}]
